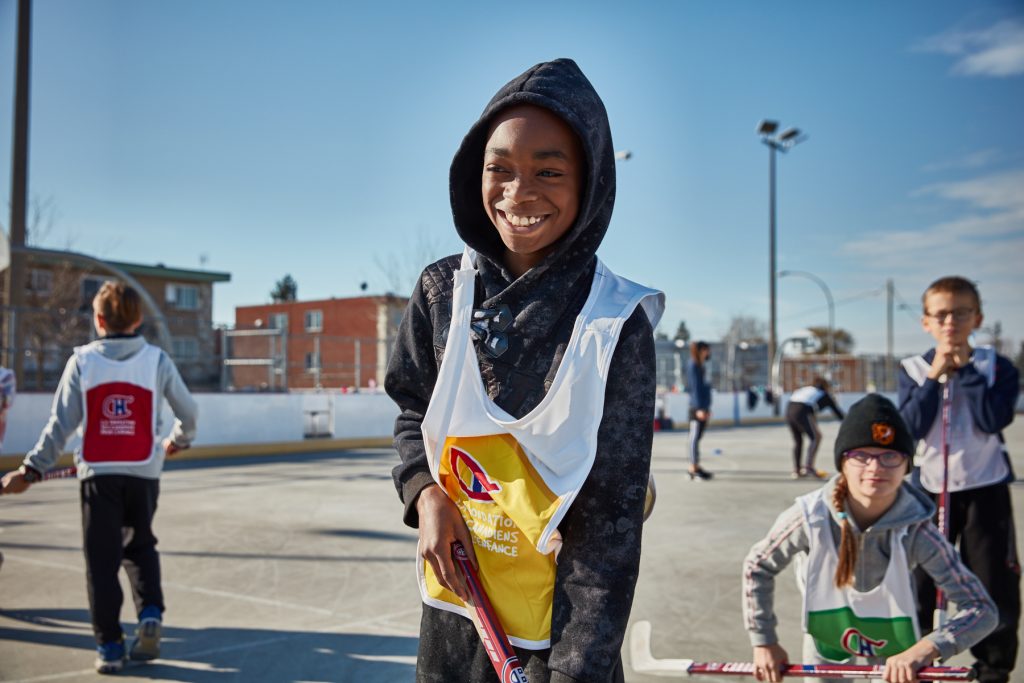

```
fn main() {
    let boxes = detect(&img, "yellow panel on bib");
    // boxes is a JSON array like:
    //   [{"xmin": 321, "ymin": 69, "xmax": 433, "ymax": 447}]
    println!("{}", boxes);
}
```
[{"xmin": 425, "ymin": 433, "xmax": 560, "ymax": 646}]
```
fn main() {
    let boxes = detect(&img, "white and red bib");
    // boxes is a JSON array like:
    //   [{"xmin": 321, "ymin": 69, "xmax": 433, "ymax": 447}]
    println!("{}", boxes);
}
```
[{"xmin": 77, "ymin": 341, "xmax": 161, "ymax": 465}]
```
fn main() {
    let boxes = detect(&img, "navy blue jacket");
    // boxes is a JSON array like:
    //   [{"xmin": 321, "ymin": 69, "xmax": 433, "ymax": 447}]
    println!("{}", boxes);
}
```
[
  {"xmin": 686, "ymin": 359, "xmax": 712, "ymax": 411},
  {"xmin": 898, "ymin": 348, "xmax": 1019, "ymax": 440}
]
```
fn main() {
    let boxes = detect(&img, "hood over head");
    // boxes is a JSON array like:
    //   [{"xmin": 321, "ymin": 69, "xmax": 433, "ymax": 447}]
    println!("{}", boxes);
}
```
[{"xmin": 450, "ymin": 58, "xmax": 615, "ymax": 298}]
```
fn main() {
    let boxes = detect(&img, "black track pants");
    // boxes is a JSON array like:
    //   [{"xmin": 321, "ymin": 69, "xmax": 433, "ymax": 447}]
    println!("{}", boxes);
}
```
[
  {"xmin": 81, "ymin": 475, "xmax": 163, "ymax": 645},
  {"xmin": 914, "ymin": 482, "xmax": 1020, "ymax": 683}
]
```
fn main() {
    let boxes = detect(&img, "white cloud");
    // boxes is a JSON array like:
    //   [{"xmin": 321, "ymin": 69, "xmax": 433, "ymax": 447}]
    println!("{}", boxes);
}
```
[
  {"xmin": 915, "ymin": 19, "xmax": 1024, "ymax": 77},
  {"xmin": 922, "ymin": 171, "xmax": 1024, "ymax": 210},
  {"xmin": 839, "ymin": 168, "xmax": 1024, "ymax": 351},
  {"xmin": 921, "ymin": 148, "xmax": 999, "ymax": 173}
]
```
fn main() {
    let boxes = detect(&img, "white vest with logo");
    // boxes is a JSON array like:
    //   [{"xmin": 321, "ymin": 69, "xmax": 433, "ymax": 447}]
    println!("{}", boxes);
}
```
[
  {"xmin": 76, "ymin": 341, "xmax": 162, "ymax": 467},
  {"xmin": 797, "ymin": 488, "xmax": 919, "ymax": 661},
  {"xmin": 418, "ymin": 248, "xmax": 663, "ymax": 649}
]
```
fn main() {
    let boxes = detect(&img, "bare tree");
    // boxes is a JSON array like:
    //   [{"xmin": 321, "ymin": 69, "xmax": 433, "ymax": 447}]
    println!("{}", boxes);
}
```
[
  {"xmin": 374, "ymin": 227, "xmax": 453, "ymax": 295},
  {"xmin": 23, "ymin": 261, "xmax": 93, "ymax": 388},
  {"xmin": 805, "ymin": 326, "xmax": 855, "ymax": 355},
  {"xmin": 722, "ymin": 315, "xmax": 767, "ymax": 344}
]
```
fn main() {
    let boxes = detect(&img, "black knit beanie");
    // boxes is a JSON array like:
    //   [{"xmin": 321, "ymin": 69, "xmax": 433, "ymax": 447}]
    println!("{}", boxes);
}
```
[{"xmin": 833, "ymin": 394, "xmax": 915, "ymax": 471}]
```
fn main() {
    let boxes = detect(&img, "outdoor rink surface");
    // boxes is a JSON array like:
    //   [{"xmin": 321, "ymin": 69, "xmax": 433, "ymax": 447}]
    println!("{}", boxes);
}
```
[{"xmin": 2, "ymin": 419, "xmax": 1022, "ymax": 682}]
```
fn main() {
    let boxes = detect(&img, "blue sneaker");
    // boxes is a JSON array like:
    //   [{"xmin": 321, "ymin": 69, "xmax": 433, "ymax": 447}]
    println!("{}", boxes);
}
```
[
  {"xmin": 129, "ymin": 606, "xmax": 162, "ymax": 661},
  {"xmin": 95, "ymin": 639, "xmax": 126, "ymax": 674}
]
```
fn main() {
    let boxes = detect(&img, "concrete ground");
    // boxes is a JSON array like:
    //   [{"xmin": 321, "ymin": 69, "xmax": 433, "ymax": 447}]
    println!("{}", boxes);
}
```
[{"xmin": 1, "ymin": 419, "xmax": 1022, "ymax": 682}]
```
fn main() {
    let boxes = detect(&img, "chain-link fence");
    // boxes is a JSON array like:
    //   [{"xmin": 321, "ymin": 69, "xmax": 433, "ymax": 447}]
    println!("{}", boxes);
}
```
[{"xmin": 221, "ymin": 327, "xmax": 396, "ymax": 392}]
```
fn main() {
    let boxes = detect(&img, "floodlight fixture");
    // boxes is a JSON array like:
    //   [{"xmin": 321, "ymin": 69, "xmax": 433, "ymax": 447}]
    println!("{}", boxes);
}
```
[
  {"xmin": 757, "ymin": 119, "xmax": 779, "ymax": 136},
  {"xmin": 615, "ymin": 149, "xmax": 633, "ymax": 161},
  {"xmin": 778, "ymin": 127, "xmax": 800, "ymax": 142}
]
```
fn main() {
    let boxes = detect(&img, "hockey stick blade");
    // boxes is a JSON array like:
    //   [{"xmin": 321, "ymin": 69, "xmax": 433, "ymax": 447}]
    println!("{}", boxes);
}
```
[{"xmin": 629, "ymin": 620, "xmax": 695, "ymax": 676}]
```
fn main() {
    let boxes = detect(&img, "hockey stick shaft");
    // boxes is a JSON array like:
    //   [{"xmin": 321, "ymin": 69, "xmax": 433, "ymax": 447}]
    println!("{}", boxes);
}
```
[
  {"xmin": 935, "ymin": 379, "xmax": 952, "ymax": 626},
  {"xmin": 1, "ymin": 466, "xmax": 77, "ymax": 494},
  {"xmin": 687, "ymin": 662, "xmax": 973, "ymax": 680},
  {"xmin": 42, "ymin": 466, "xmax": 78, "ymax": 482},
  {"xmin": 630, "ymin": 621, "xmax": 973, "ymax": 680},
  {"xmin": 452, "ymin": 541, "xmax": 528, "ymax": 683}
]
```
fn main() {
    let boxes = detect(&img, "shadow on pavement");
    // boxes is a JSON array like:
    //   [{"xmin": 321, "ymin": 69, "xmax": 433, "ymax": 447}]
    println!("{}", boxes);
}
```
[{"xmin": 0, "ymin": 608, "xmax": 418, "ymax": 682}]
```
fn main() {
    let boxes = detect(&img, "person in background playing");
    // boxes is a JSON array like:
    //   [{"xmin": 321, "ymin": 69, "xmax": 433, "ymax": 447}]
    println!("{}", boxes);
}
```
[
  {"xmin": 386, "ymin": 58, "xmax": 662, "ymax": 682},
  {"xmin": 786, "ymin": 376, "xmax": 844, "ymax": 479},
  {"xmin": 743, "ymin": 394, "xmax": 996, "ymax": 683},
  {"xmin": 898, "ymin": 276, "xmax": 1020, "ymax": 683},
  {"xmin": 685, "ymin": 340, "xmax": 714, "ymax": 481},
  {"xmin": 0, "ymin": 281, "xmax": 197, "ymax": 674}
]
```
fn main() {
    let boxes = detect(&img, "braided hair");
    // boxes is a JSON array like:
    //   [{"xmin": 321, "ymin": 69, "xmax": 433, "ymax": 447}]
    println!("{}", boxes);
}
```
[{"xmin": 831, "ymin": 474, "xmax": 857, "ymax": 588}]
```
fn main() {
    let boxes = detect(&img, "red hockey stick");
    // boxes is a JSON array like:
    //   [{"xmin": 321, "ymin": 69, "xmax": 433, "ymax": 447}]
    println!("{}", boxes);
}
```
[
  {"xmin": 1, "ymin": 466, "xmax": 77, "ymax": 494},
  {"xmin": 452, "ymin": 541, "xmax": 529, "ymax": 683},
  {"xmin": 935, "ymin": 379, "xmax": 952, "ymax": 629},
  {"xmin": 630, "ymin": 621, "xmax": 973, "ymax": 680}
]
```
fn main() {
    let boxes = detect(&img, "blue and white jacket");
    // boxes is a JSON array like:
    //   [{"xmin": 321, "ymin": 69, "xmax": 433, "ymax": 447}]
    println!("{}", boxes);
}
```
[{"xmin": 898, "ymin": 346, "xmax": 1019, "ymax": 494}]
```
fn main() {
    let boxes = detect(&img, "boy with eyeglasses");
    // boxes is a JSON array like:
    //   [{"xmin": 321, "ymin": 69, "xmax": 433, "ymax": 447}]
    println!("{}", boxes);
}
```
[{"xmin": 898, "ymin": 276, "xmax": 1020, "ymax": 683}]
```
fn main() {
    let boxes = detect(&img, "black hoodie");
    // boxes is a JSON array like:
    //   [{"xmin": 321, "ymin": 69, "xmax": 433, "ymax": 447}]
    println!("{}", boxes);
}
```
[{"xmin": 385, "ymin": 58, "xmax": 656, "ymax": 683}]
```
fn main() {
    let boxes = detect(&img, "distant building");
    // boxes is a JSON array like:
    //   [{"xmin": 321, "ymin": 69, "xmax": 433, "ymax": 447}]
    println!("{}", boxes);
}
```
[
  {"xmin": 780, "ymin": 354, "xmax": 892, "ymax": 393},
  {"xmin": 231, "ymin": 295, "xmax": 407, "ymax": 391},
  {"xmin": 1, "ymin": 252, "xmax": 230, "ymax": 391}
]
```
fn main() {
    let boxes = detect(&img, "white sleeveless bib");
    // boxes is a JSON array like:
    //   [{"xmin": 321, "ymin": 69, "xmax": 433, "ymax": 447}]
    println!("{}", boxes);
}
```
[{"xmin": 418, "ymin": 248, "xmax": 663, "ymax": 648}]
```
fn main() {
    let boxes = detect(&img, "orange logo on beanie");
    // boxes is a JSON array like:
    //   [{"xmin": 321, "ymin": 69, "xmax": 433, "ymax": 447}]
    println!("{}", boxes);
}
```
[{"xmin": 871, "ymin": 422, "xmax": 895, "ymax": 446}]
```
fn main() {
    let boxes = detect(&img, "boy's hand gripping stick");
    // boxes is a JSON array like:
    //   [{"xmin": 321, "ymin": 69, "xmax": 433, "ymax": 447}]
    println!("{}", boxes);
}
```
[
  {"xmin": 452, "ymin": 541, "xmax": 529, "ymax": 683},
  {"xmin": 1, "ymin": 466, "xmax": 77, "ymax": 494}
]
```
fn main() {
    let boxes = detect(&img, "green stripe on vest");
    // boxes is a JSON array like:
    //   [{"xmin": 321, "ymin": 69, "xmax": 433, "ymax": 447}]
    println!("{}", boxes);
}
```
[{"xmin": 808, "ymin": 607, "xmax": 917, "ymax": 661}]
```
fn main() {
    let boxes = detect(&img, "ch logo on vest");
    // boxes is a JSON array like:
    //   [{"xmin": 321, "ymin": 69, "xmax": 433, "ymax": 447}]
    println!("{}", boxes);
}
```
[
  {"xmin": 102, "ymin": 394, "xmax": 135, "ymax": 419},
  {"xmin": 100, "ymin": 394, "xmax": 137, "ymax": 436},
  {"xmin": 841, "ymin": 627, "xmax": 887, "ymax": 657},
  {"xmin": 450, "ymin": 446, "xmax": 502, "ymax": 502}
]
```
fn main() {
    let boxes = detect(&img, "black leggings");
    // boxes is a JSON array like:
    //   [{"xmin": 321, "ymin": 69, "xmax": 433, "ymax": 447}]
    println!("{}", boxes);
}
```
[
  {"xmin": 81, "ymin": 475, "xmax": 163, "ymax": 645},
  {"xmin": 915, "ymin": 483, "xmax": 1020, "ymax": 683},
  {"xmin": 688, "ymin": 408, "xmax": 707, "ymax": 466},
  {"xmin": 786, "ymin": 402, "xmax": 820, "ymax": 473}
]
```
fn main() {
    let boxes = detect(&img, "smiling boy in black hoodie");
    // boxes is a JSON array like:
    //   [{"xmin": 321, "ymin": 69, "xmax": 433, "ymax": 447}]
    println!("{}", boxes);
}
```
[{"xmin": 385, "ymin": 59, "xmax": 664, "ymax": 682}]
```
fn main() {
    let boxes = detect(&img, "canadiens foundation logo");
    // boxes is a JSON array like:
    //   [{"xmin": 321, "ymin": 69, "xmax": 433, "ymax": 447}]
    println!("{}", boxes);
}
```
[
  {"xmin": 871, "ymin": 422, "xmax": 895, "ymax": 446},
  {"xmin": 102, "ymin": 395, "xmax": 135, "ymax": 420},
  {"xmin": 841, "ymin": 627, "xmax": 887, "ymax": 657},
  {"xmin": 450, "ymin": 446, "xmax": 502, "ymax": 502}
]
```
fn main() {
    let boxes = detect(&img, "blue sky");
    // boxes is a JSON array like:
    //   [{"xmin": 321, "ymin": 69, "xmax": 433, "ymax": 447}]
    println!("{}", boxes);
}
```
[{"xmin": 1, "ymin": 0, "xmax": 1022, "ymax": 356}]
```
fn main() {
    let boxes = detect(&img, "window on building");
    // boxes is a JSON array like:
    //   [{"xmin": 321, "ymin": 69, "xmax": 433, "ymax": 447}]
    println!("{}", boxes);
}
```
[
  {"xmin": 80, "ymin": 275, "xmax": 106, "ymax": 309},
  {"xmin": 172, "ymin": 337, "xmax": 200, "ymax": 361},
  {"xmin": 165, "ymin": 284, "xmax": 199, "ymax": 310},
  {"xmin": 269, "ymin": 313, "xmax": 289, "ymax": 330},
  {"xmin": 305, "ymin": 351, "xmax": 321, "ymax": 372},
  {"xmin": 27, "ymin": 269, "xmax": 53, "ymax": 296},
  {"xmin": 304, "ymin": 310, "xmax": 323, "ymax": 332}
]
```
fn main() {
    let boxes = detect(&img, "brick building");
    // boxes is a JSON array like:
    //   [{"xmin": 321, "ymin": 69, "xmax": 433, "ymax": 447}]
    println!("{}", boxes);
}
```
[
  {"xmin": 231, "ymin": 295, "xmax": 407, "ymax": 391},
  {"xmin": 1, "ymin": 250, "xmax": 230, "ymax": 390}
]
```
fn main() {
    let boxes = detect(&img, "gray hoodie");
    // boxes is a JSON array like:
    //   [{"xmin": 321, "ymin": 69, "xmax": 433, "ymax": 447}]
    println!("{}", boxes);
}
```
[
  {"xmin": 24, "ymin": 335, "xmax": 198, "ymax": 480},
  {"xmin": 742, "ymin": 477, "xmax": 996, "ymax": 661}
]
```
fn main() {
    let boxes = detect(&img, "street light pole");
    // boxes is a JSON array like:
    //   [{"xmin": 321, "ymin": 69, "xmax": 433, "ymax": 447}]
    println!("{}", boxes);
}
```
[
  {"xmin": 779, "ymin": 269, "xmax": 836, "ymax": 387},
  {"xmin": 768, "ymin": 144, "xmax": 777, "ymax": 410},
  {"xmin": 757, "ymin": 120, "xmax": 806, "ymax": 414}
]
